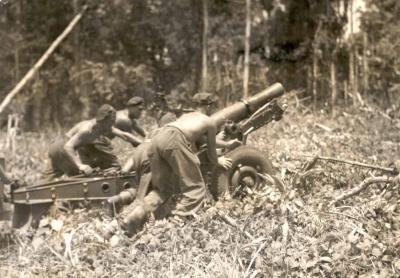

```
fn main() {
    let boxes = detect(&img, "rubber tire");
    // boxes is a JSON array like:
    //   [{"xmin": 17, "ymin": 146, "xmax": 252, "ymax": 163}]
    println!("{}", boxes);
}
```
[{"xmin": 210, "ymin": 145, "xmax": 274, "ymax": 199}]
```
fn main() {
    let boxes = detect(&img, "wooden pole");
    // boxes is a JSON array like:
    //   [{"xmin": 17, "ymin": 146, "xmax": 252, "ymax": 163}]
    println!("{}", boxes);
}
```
[
  {"xmin": 243, "ymin": 0, "xmax": 251, "ymax": 99},
  {"xmin": 201, "ymin": 0, "xmax": 208, "ymax": 93},
  {"xmin": 0, "ymin": 5, "xmax": 87, "ymax": 116}
]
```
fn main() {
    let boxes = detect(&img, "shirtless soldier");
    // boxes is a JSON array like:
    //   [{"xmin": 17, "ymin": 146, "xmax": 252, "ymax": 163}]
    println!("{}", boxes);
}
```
[
  {"xmin": 114, "ymin": 96, "xmax": 146, "ymax": 138},
  {"xmin": 42, "ymin": 104, "xmax": 143, "ymax": 181},
  {"xmin": 83, "ymin": 96, "xmax": 147, "ymax": 172},
  {"xmin": 121, "ymin": 93, "xmax": 237, "ymax": 234},
  {"xmin": 191, "ymin": 92, "xmax": 241, "ymax": 151},
  {"xmin": 121, "ymin": 93, "xmax": 238, "ymax": 185}
]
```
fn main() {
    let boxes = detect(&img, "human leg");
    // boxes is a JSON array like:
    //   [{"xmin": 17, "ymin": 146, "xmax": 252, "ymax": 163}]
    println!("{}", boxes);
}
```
[
  {"xmin": 162, "ymin": 136, "xmax": 206, "ymax": 216},
  {"xmin": 41, "ymin": 138, "xmax": 79, "ymax": 181}
]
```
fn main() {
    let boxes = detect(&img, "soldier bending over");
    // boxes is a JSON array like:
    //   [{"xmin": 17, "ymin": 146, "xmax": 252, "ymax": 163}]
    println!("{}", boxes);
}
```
[
  {"xmin": 83, "ymin": 96, "xmax": 147, "ymax": 172},
  {"xmin": 42, "ymin": 104, "xmax": 142, "ymax": 181},
  {"xmin": 122, "ymin": 96, "xmax": 234, "ymax": 233}
]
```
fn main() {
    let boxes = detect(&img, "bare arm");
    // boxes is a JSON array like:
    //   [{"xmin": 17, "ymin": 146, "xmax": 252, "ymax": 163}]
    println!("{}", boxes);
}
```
[
  {"xmin": 216, "ymin": 138, "xmax": 242, "ymax": 149},
  {"xmin": 131, "ymin": 120, "xmax": 146, "ymax": 137},
  {"xmin": 66, "ymin": 122, "xmax": 83, "ymax": 138},
  {"xmin": 112, "ymin": 127, "xmax": 143, "ymax": 147},
  {"xmin": 64, "ymin": 130, "xmax": 93, "ymax": 172},
  {"xmin": 122, "ymin": 157, "xmax": 134, "ymax": 173},
  {"xmin": 206, "ymin": 122, "xmax": 218, "ymax": 166}
]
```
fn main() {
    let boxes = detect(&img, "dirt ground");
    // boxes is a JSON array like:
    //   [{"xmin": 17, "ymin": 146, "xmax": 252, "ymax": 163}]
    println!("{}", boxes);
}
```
[{"xmin": 1, "ymin": 105, "xmax": 400, "ymax": 277}]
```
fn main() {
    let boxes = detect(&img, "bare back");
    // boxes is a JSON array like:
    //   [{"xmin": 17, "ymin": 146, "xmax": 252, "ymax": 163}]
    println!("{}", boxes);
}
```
[
  {"xmin": 167, "ymin": 112, "xmax": 216, "ymax": 143},
  {"xmin": 115, "ymin": 110, "xmax": 132, "ymax": 133},
  {"xmin": 65, "ymin": 119, "xmax": 102, "ymax": 148}
]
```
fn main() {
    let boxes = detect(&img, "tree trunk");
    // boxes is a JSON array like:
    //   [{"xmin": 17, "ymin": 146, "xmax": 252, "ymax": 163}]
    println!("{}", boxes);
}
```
[
  {"xmin": 330, "ymin": 56, "xmax": 337, "ymax": 117},
  {"xmin": 216, "ymin": 64, "xmax": 221, "ymax": 93},
  {"xmin": 362, "ymin": 32, "xmax": 369, "ymax": 95},
  {"xmin": 354, "ymin": 49, "xmax": 359, "ymax": 99},
  {"xmin": 348, "ymin": 0, "xmax": 356, "ymax": 106},
  {"xmin": 192, "ymin": 0, "xmax": 202, "ymax": 95},
  {"xmin": 312, "ymin": 48, "xmax": 319, "ymax": 113},
  {"xmin": 14, "ymin": 0, "xmax": 21, "ymax": 85},
  {"xmin": 349, "ymin": 49, "xmax": 355, "ymax": 106},
  {"xmin": 72, "ymin": 0, "xmax": 89, "ymax": 120},
  {"xmin": 201, "ymin": 0, "xmax": 208, "ymax": 93},
  {"xmin": 243, "ymin": 0, "xmax": 251, "ymax": 98}
]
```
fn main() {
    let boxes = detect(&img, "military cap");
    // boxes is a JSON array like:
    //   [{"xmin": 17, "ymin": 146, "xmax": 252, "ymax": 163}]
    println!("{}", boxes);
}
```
[
  {"xmin": 96, "ymin": 104, "xmax": 116, "ymax": 121},
  {"xmin": 192, "ymin": 92, "xmax": 217, "ymax": 105},
  {"xmin": 127, "ymin": 96, "xmax": 144, "ymax": 106}
]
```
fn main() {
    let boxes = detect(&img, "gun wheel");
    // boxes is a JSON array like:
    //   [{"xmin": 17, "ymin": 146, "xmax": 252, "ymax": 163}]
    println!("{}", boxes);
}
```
[{"xmin": 210, "ymin": 146, "xmax": 274, "ymax": 199}]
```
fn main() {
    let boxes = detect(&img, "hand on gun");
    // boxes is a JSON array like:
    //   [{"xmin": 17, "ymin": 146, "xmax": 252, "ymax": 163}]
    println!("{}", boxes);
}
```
[
  {"xmin": 218, "ymin": 156, "xmax": 233, "ymax": 170},
  {"xmin": 226, "ymin": 139, "xmax": 242, "ymax": 150},
  {"xmin": 79, "ymin": 164, "xmax": 94, "ymax": 175}
]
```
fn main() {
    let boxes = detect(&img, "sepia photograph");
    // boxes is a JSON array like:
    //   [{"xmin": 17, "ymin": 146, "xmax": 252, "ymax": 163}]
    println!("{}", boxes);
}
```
[{"xmin": 0, "ymin": 0, "xmax": 399, "ymax": 277}]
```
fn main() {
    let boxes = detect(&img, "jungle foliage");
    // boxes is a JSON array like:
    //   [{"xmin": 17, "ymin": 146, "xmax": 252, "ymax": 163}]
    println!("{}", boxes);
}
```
[{"xmin": 0, "ymin": 0, "xmax": 397, "ymax": 129}]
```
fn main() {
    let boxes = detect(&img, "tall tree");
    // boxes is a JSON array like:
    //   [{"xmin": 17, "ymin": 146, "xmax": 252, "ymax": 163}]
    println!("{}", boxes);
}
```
[
  {"xmin": 243, "ymin": 0, "xmax": 251, "ymax": 98},
  {"xmin": 348, "ymin": 0, "xmax": 357, "ymax": 106},
  {"xmin": 362, "ymin": 32, "xmax": 369, "ymax": 95},
  {"xmin": 201, "ymin": 0, "xmax": 209, "ymax": 93}
]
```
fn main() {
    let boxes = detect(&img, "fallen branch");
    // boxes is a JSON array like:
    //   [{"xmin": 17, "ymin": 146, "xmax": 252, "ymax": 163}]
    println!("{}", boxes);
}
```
[
  {"xmin": 299, "ymin": 155, "xmax": 397, "ymax": 174},
  {"xmin": 330, "ymin": 176, "xmax": 392, "ymax": 206},
  {"xmin": 0, "ymin": 5, "xmax": 87, "ymax": 115}
]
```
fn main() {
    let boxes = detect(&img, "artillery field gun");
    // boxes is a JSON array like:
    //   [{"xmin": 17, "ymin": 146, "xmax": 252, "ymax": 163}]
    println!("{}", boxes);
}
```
[{"xmin": 0, "ymin": 83, "xmax": 285, "ymax": 229}]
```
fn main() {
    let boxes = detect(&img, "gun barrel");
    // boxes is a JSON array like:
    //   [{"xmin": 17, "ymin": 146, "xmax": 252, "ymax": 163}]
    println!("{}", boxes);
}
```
[{"xmin": 210, "ymin": 83, "xmax": 284, "ymax": 127}]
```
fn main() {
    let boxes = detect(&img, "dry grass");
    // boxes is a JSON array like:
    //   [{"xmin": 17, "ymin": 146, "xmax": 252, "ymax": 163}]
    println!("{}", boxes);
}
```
[{"xmin": 1, "ymin": 105, "xmax": 400, "ymax": 277}]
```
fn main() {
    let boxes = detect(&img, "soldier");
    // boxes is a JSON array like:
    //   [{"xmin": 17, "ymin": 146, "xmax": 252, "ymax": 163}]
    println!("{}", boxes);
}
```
[
  {"xmin": 114, "ymin": 96, "xmax": 146, "ymax": 138},
  {"xmin": 42, "ymin": 104, "xmax": 143, "ymax": 181},
  {"xmin": 81, "ymin": 96, "xmax": 147, "ymax": 172},
  {"xmin": 121, "ymin": 93, "xmax": 236, "ymax": 234},
  {"xmin": 121, "ymin": 93, "xmax": 237, "ymax": 183},
  {"xmin": 191, "ymin": 92, "xmax": 241, "ymax": 150},
  {"xmin": 148, "ymin": 92, "xmax": 178, "ymax": 127}
]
